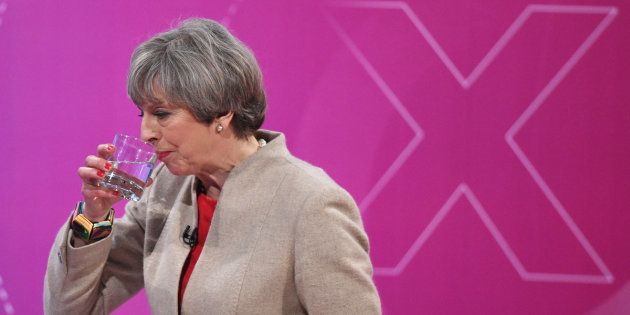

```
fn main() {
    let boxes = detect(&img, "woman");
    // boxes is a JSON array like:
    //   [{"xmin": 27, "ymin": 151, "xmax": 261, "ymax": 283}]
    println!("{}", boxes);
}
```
[{"xmin": 44, "ymin": 18, "xmax": 381, "ymax": 314}]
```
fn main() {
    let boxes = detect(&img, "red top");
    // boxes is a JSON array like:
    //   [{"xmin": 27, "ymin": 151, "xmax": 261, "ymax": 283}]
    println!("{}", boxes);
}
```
[{"xmin": 178, "ymin": 193, "xmax": 217, "ymax": 308}]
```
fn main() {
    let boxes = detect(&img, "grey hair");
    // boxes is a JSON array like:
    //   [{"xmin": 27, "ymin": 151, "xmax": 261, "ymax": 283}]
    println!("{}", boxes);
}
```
[{"xmin": 127, "ymin": 18, "xmax": 266, "ymax": 138}]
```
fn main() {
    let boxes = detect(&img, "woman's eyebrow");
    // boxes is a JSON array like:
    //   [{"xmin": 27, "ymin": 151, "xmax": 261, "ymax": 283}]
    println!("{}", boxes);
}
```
[{"xmin": 143, "ymin": 101, "xmax": 166, "ymax": 108}]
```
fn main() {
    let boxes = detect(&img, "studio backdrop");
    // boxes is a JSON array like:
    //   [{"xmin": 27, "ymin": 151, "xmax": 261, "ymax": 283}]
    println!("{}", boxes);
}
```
[{"xmin": 1, "ymin": 0, "xmax": 629, "ymax": 314}]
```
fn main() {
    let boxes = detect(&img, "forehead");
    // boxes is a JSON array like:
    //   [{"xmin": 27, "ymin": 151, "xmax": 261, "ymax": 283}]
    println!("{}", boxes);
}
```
[
  {"xmin": 136, "ymin": 80, "xmax": 173, "ymax": 110},
  {"xmin": 138, "ymin": 98, "xmax": 174, "ymax": 110}
]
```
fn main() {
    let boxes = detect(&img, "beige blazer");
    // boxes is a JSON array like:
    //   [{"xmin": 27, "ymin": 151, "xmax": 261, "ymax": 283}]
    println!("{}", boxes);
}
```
[{"xmin": 44, "ymin": 130, "xmax": 381, "ymax": 314}]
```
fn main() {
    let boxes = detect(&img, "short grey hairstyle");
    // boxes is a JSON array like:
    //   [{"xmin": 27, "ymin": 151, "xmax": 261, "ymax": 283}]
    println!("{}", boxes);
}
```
[{"xmin": 127, "ymin": 18, "xmax": 266, "ymax": 138}]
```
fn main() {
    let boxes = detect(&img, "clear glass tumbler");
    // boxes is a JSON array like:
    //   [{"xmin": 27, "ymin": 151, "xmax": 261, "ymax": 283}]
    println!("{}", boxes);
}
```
[{"xmin": 98, "ymin": 134, "xmax": 157, "ymax": 201}]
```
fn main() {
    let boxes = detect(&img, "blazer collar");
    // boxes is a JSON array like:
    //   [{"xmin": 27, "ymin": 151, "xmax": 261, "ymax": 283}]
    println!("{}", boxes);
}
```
[{"xmin": 192, "ymin": 129, "xmax": 289, "ymax": 192}]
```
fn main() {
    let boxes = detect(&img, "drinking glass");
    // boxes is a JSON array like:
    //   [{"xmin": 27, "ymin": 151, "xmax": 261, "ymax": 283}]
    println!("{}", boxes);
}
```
[{"xmin": 98, "ymin": 134, "xmax": 157, "ymax": 201}]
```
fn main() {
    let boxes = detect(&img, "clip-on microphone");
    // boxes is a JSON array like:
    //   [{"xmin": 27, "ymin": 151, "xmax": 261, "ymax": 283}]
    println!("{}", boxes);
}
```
[{"xmin": 182, "ymin": 225, "xmax": 198, "ymax": 248}]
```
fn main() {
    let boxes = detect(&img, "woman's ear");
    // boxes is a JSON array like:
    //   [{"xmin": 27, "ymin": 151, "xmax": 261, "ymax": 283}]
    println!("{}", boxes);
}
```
[
  {"xmin": 213, "ymin": 112, "xmax": 234, "ymax": 134},
  {"xmin": 217, "ymin": 112, "xmax": 234, "ymax": 126}
]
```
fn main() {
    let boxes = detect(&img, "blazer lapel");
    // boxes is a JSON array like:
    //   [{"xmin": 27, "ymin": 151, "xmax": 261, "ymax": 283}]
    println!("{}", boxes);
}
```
[
  {"xmin": 181, "ymin": 131, "xmax": 290, "ymax": 314},
  {"xmin": 144, "ymin": 176, "xmax": 197, "ymax": 315}
]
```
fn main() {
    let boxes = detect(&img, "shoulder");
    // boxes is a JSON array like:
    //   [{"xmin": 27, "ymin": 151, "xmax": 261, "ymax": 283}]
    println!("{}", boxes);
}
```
[
  {"xmin": 264, "ymin": 155, "xmax": 360, "ymax": 231},
  {"xmin": 281, "ymin": 155, "xmax": 350, "ymax": 200},
  {"xmin": 254, "ymin": 130, "xmax": 357, "ymax": 208}
]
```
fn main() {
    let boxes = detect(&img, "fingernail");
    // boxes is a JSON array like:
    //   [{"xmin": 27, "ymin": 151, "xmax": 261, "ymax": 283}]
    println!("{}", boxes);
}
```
[
  {"xmin": 97, "ymin": 170, "xmax": 105, "ymax": 177},
  {"xmin": 104, "ymin": 162, "xmax": 112, "ymax": 171},
  {"xmin": 107, "ymin": 145, "xmax": 115, "ymax": 151},
  {"xmin": 113, "ymin": 191, "xmax": 119, "ymax": 196}
]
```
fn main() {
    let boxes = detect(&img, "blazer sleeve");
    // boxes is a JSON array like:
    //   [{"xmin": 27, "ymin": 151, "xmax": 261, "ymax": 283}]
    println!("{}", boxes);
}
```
[
  {"xmin": 43, "ymin": 198, "xmax": 147, "ymax": 315},
  {"xmin": 294, "ymin": 187, "xmax": 382, "ymax": 314},
  {"xmin": 42, "ymin": 163, "xmax": 167, "ymax": 314}
]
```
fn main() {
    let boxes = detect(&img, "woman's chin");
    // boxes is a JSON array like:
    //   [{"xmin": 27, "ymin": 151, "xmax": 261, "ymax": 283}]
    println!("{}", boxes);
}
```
[{"xmin": 163, "ymin": 163, "xmax": 190, "ymax": 176}]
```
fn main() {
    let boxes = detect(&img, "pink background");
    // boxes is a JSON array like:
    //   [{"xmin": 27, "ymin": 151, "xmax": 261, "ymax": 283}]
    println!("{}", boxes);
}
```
[{"xmin": 1, "ymin": 0, "xmax": 629, "ymax": 314}]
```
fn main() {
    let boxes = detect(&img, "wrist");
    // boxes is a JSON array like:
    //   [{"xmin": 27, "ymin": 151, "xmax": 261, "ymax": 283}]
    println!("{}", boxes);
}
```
[
  {"xmin": 81, "ymin": 203, "xmax": 110, "ymax": 222},
  {"xmin": 83, "ymin": 211, "xmax": 109, "ymax": 222}
]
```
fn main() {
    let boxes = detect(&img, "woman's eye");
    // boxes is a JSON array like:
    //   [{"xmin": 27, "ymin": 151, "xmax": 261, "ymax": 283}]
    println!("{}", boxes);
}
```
[{"xmin": 154, "ymin": 111, "xmax": 170, "ymax": 119}]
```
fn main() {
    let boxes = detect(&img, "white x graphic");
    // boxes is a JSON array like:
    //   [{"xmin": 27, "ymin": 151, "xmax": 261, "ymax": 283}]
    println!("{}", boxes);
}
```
[{"xmin": 326, "ymin": 1, "xmax": 617, "ymax": 284}]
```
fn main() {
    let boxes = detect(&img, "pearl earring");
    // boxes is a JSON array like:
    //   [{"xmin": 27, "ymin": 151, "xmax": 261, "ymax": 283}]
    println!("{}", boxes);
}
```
[{"xmin": 216, "ymin": 124, "xmax": 224, "ymax": 133}]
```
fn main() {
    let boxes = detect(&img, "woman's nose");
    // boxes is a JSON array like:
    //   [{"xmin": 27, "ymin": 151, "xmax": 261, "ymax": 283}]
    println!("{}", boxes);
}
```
[{"xmin": 140, "ymin": 116, "xmax": 159, "ymax": 145}]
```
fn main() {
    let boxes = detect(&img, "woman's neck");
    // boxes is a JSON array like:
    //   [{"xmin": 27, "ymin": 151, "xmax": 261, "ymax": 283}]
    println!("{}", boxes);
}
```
[{"xmin": 197, "ymin": 135, "xmax": 259, "ymax": 199}]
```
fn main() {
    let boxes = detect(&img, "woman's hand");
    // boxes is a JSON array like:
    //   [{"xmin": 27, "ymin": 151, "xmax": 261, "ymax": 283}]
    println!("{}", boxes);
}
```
[{"xmin": 77, "ymin": 144, "xmax": 121, "ymax": 221}]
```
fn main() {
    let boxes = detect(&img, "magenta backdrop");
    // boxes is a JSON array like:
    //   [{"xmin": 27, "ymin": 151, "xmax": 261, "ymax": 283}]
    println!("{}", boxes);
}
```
[{"xmin": 1, "ymin": 0, "xmax": 629, "ymax": 314}]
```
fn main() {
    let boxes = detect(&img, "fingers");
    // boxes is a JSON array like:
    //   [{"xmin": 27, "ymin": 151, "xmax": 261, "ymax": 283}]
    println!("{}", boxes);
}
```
[
  {"xmin": 77, "ymin": 166, "xmax": 119, "ymax": 195},
  {"xmin": 84, "ymin": 155, "xmax": 113, "ymax": 173},
  {"xmin": 79, "ymin": 149, "xmax": 117, "ymax": 199},
  {"xmin": 81, "ymin": 183, "xmax": 120, "ymax": 199},
  {"xmin": 75, "ymin": 144, "xmax": 122, "ymax": 215},
  {"xmin": 77, "ymin": 166, "xmax": 105, "ymax": 186},
  {"xmin": 97, "ymin": 143, "xmax": 115, "ymax": 159}
]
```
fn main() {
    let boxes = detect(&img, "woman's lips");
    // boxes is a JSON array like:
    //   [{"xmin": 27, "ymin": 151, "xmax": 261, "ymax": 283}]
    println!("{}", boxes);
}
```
[{"xmin": 157, "ymin": 151, "xmax": 171, "ymax": 160}]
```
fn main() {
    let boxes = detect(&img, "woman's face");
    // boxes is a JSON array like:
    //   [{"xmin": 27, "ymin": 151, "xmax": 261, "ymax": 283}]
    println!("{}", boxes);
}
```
[{"xmin": 139, "ymin": 101, "xmax": 219, "ymax": 176}]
